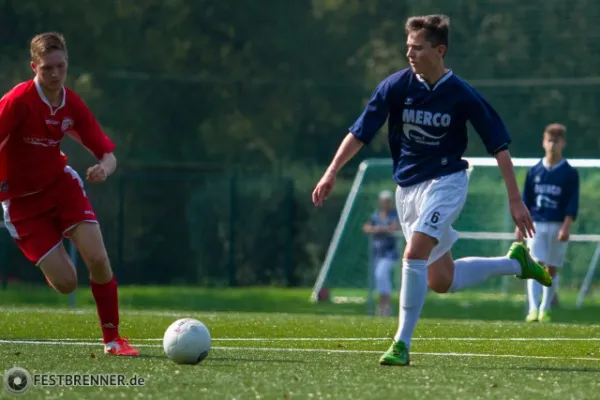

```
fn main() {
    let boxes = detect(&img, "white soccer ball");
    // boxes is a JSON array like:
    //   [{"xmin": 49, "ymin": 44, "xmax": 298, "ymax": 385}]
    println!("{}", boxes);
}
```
[{"xmin": 163, "ymin": 318, "xmax": 211, "ymax": 364}]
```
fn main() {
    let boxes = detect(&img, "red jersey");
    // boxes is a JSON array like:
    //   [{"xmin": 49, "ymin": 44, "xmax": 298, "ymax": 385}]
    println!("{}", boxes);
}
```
[{"xmin": 0, "ymin": 78, "xmax": 115, "ymax": 201}]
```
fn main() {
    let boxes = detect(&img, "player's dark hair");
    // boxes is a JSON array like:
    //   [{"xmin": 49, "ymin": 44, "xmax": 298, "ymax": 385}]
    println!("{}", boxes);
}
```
[
  {"xmin": 30, "ymin": 32, "xmax": 68, "ymax": 63},
  {"xmin": 405, "ymin": 14, "xmax": 450, "ymax": 53},
  {"xmin": 544, "ymin": 123, "xmax": 566, "ymax": 139}
]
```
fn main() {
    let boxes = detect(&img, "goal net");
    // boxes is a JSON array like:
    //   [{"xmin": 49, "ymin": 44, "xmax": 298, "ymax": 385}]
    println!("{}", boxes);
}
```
[{"xmin": 311, "ymin": 157, "xmax": 600, "ymax": 312}]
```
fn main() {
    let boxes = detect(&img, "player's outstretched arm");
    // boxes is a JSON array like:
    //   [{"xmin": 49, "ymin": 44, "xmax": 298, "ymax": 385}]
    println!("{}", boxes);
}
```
[
  {"xmin": 515, "ymin": 170, "xmax": 534, "ymax": 241},
  {"xmin": 327, "ymin": 133, "xmax": 364, "ymax": 174},
  {"xmin": 69, "ymin": 92, "xmax": 117, "ymax": 184},
  {"xmin": 495, "ymin": 149, "xmax": 535, "ymax": 238},
  {"xmin": 312, "ymin": 75, "xmax": 395, "ymax": 207},
  {"xmin": 312, "ymin": 133, "xmax": 363, "ymax": 207},
  {"xmin": 466, "ymin": 86, "xmax": 534, "ymax": 237}
]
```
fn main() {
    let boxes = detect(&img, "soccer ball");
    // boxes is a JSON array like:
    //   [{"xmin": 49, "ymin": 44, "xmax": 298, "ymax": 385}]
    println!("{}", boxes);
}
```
[{"xmin": 163, "ymin": 318, "xmax": 211, "ymax": 364}]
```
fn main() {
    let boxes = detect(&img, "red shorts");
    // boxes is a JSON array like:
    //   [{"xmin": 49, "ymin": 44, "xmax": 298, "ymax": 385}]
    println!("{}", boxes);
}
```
[{"xmin": 1, "ymin": 166, "xmax": 98, "ymax": 265}]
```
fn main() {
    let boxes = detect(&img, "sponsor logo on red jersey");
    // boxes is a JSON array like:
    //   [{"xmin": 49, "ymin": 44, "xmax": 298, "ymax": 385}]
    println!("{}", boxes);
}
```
[
  {"xmin": 23, "ymin": 137, "xmax": 61, "ymax": 147},
  {"xmin": 61, "ymin": 118, "xmax": 73, "ymax": 132}
]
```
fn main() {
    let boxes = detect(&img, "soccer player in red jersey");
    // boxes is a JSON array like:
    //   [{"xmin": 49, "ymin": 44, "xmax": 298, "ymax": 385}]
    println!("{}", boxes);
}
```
[{"xmin": 0, "ymin": 32, "xmax": 138, "ymax": 357}]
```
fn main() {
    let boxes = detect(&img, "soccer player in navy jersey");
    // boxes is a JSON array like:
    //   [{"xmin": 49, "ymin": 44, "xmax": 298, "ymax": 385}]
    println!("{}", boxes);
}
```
[
  {"xmin": 518, "ymin": 124, "xmax": 579, "ymax": 323},
  {"xmin": 312, "ymin": 14, "xmax": 552, "ymax": 366}
]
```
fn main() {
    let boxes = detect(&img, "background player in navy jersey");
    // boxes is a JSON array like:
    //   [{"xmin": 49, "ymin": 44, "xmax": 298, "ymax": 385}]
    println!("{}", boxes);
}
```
[
  {"xmin": 363, "ymin": 190, "xmax": 400, "ymax": 317},
  {"xmin": 518, "ymin": 123, "xmax": 579, "ymax": 323},
  {"xmin": 312, "ymin": 14, "xmax": 552, "ymax": 366}
]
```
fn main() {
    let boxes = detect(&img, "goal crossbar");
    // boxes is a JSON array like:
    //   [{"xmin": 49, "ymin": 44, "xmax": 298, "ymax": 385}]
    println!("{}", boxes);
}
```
[{"xmin": 361, "ymin": 157, "xmax": 600, "ymax": 168}]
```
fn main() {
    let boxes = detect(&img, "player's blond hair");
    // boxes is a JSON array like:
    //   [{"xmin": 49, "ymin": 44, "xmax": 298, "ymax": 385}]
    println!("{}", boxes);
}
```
[
  {"xmin": 30, "ymin": 32, "xmax": 68, "ymax": 63},
  {"xmin": 544, "ymin": 123, "xmax": 566, "ymax": 139}
]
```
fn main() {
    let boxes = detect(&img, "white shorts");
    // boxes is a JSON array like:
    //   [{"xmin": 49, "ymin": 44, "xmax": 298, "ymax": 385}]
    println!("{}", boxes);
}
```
[
  {"xmin": 373, "ymin": 256, "xmax": 397, "ymax": 295},
  {"xmin": 527, "ymin": 222, "xmax": 568, "ymax": 267},
  {"xmin": 395, "ymin": 170, "xmax": 468, "ymax": 264}
]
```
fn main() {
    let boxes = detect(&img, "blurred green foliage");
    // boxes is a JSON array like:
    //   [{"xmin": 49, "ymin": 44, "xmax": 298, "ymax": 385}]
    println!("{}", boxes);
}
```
[{"xmin": 2, "ymin": 0, "xmax": 600, "ymax": 286}]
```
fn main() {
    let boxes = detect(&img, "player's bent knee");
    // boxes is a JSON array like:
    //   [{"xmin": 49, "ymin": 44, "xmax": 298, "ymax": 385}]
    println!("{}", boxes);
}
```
[
  {"xmin": 87, "ymin": 250, "xmax": 110, "ymax": 269},
  {"xmin": 404, "ymin": 232, "xmax": 437, "ymax": 260},
  {"xmin": 428, "ymin": 276, "xmax": 452, "ymax": 293},
  {"xmin": 427, "ymin": 254, "xmax": 454, "ymax": 293},
  {"xmin": 38, "ymin": 244, "xmax": 78, "ymax": 294},
  {"xmin": 51, "ymin": 265, "xmax": 78, "ymax": 294},
  {"xmin": 44, "ymin": 266, "xmax": 78, "ymax": 294},
  {"xmin": 53, "ymin": 278, "xmax": 78, "ymax": 294},
  {"xmin": 86, "ymin": 250, "xmax": 113, "ymax": 283},
  {"xmin": 71, "ymin": 223, "xmax": 113, "ymax": 281},
  {"xmin": 404, "ymin": 246, "xmax": 428, "ymax": 260}
]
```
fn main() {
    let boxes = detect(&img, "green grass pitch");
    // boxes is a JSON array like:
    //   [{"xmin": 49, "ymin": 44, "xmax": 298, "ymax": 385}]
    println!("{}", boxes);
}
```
[{"xmin": 1, "ymin": 286, "xmax": 599, "ymax": 399}]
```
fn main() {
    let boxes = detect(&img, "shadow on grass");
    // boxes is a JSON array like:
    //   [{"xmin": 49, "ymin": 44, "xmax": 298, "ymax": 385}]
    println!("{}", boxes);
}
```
[
  {"xmin": 137, "ymin": 352, "xmax": 306, "ymax": 364},
  {"xmin": 138, "ymin": 354, "xmax": 169, "ymax": 360},
  {"xmin": 136, "ymin": 354, "xmax": 305, "ymax": 365}
]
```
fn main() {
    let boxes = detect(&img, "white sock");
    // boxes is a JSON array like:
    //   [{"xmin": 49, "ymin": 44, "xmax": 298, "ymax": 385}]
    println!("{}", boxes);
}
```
[
  {"xmin": 448, "ymin": 257, "xmax": 521, "ymax": 292},
  {"xmin": 393, "ymin": 259, "xmax": 428, "ymax": 350},
  {"xmin": 540, "ymin": 274, "xmax": 558, "ymax": 312},
  {"xmin": 527, "ymin": 279, "xmax": 542, "ymax": 314}
]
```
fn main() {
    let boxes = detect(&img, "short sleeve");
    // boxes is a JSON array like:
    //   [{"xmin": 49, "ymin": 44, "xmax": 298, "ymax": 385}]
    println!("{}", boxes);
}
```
[
  {"xmin": 565, "ymin": 168, "xmax": 579, "ymax": 220},
  {"xmin": 348, "ymin": 77, "xmax": 395, "ymax": 145},
  {"xmin": 522, "ymin": 169, "xmax": 535, "ymax": 210},
  {"xmin": 466, "ymin": 88, "xmax": 511, "ymax": 155}
]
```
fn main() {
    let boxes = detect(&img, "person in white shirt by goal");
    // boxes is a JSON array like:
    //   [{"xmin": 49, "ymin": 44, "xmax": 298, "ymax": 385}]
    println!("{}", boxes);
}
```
[{"xmin": 362, "ymin": 190, "xmax": 400, "ymax": 317}]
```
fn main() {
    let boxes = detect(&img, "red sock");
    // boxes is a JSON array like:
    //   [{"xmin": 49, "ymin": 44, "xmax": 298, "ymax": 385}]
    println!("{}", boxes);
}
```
[{"xmin": 90, "ymin": 276, "xmax": 120, "ymax": 343}]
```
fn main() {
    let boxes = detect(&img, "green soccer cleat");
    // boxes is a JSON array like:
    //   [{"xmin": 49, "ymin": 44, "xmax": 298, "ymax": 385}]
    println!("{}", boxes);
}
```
[
  {"xmin": 539, "ymin": 311, "xmax": 552, "ymax": 323},
  {"xmin": 525, "ymin": 310, "xmax": 539, "ymax": 323},
  {"xmin": 379, "ymin": 340, "xmax": 410, "ymax": 366},
  {"xmin": 507, "ymin": 242, "xmax": 552, "ymax": 287}
]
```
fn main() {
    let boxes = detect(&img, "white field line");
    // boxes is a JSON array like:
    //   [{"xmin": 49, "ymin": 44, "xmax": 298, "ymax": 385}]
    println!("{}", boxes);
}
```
[
  {"xmin": 5, "ymin": 337, "xmax": 600, "ymax": 342},
  {"xmin": 0, "ymin": 339, "xmax": 599, "ymax": 362},
  {"xmin": 153, "ymin": 337, "xmax": 600, "ymax": 342},
  {"xmin": 2, "ymin": 307, "xmax": 600, "ymax": 328}
]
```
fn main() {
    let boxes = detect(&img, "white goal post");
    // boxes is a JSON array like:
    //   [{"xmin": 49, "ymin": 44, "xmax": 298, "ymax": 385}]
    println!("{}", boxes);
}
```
[{"xmin": 311, "ymin": 157, "xmax": 600, "ymax": 309}]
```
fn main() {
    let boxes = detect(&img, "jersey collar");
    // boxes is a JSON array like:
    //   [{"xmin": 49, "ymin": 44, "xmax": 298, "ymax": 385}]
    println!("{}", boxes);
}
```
[
  {"xmin": 34, "ymin": 77, "xmax": 66, "ymax": 115},
  {"xmin": 542, "ymin": 158, "xmax": 566, "ymax": 171},
  {"xmin": 415, "ymin": 70, "xmax": 454, "ymax": 91}
]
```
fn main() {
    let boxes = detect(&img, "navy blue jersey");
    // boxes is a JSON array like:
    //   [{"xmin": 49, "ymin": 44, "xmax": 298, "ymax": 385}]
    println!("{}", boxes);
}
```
[
  {"xmin": 369, "ymin": 209, "xmax": 399, "ymax": 259},
  {"xmin": 523, "ymin": 159, "xmax": 579, "ymax": 223},
  {"xmin": 349, "ymin": 69, "xmax": 511, "ymax": 187}
]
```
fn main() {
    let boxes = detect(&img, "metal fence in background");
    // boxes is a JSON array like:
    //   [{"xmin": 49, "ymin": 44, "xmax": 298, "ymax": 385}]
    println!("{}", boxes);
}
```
[{"xmin": 0, "ymin": 170, "xmax": 298, "ymax": 289}]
